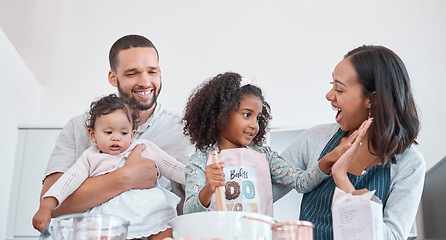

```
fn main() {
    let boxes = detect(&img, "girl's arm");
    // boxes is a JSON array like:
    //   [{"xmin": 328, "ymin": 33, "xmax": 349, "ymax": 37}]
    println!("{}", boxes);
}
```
[
  {"xmin": 183, "ymin": 151, "xmax": 225, "ymax": 213},
  {"xmin": 183, "ymin": 152, "xmax": 211, "ymax": 213},
  {"xmin": 199, "ymin": 162, "xmax": 225, "ymax": 207},
  {"xmin": 267, "ymin": 147, "xmax": 328, "ymax": 193},
  {"xmin": 268, "ymin": 119, "xmax": 372, "ymax": 193}
]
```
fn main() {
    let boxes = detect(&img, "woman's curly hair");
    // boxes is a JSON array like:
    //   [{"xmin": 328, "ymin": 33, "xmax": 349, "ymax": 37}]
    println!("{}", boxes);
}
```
[
  {"xmin": 183, "ymin": 72, "xmax": 272, "ymax": 151},
  {"xmin": 85, "ymin": 93, "xmax": 139, "ymax": 130}
]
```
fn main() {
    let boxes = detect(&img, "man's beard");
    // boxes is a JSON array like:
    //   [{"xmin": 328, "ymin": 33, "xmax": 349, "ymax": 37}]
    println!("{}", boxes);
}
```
[{"xmin": 117, "ymin": 79, "xmax": 161, "ymax": 111}]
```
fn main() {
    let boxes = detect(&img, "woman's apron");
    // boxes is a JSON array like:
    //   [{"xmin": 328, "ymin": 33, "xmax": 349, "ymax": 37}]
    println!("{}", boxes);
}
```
[
  {"xmin": 207, "ymin": 147, "xmax": 274, "ymax": 216},
  {"xmin": 299, "ymin": 129, "xmax": 391, "ymax": 240}
]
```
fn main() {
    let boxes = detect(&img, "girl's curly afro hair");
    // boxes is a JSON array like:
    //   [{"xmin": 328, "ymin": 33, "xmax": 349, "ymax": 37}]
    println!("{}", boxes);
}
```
[{"xmin": 182, "ymin": 72, "xmax": 271, "ymax": 151}]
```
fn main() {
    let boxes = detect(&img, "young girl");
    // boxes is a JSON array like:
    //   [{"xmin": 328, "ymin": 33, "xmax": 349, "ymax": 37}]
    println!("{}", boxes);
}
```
[
  {"xmin": 33, "ymin": 94, "xmax": 185, "ymax": 240},
  {"xmin": 182, "ymin": 72, "xmax": 368, "ymax": 216}
]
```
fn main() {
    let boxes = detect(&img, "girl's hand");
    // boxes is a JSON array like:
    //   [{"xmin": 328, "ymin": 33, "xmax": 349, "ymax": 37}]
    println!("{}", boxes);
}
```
[
  {"xmin": 204, "ymin": 162, "xmax": 225, "ymax": 193},
  {"xmin": 332, "ymin": 118, "xmax": 373, "ymax": 193},
  {"xmin": 318, "ymin": 130, "xmax": 359, "ymax": 174},
  {"xmin": 199, "ymin": 162, "xmax": 225, "ymax": 207}
]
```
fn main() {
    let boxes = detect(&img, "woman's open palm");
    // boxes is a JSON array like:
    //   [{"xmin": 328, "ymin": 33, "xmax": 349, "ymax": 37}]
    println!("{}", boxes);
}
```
[{"xmin": 332, "ymin": 118, "xmax": 373, "ymax": 192}]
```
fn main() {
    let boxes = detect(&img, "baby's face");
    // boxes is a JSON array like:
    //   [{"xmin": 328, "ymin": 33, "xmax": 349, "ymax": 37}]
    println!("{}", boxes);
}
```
[{"xmin": 89, "ymin": 109, "xmax": 135, "ymax": 155}]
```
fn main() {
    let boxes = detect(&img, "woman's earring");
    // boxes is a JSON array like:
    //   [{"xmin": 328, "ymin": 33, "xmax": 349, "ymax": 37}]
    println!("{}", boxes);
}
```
[{"xmin": 368, "ymin": 108, "xmax": 372, "ymax": 119}]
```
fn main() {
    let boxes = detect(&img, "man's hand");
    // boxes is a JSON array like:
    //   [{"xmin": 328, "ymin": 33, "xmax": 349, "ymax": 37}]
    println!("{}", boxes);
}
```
[{"xmin": 119, "ymin": 143, "xmax": 158, "ymax": 190}]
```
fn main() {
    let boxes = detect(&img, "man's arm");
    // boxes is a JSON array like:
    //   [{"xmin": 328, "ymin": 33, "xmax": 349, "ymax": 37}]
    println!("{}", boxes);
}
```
[{"xmin": 41, "ymin": 144, "xmax": 158, "ymax": 217}]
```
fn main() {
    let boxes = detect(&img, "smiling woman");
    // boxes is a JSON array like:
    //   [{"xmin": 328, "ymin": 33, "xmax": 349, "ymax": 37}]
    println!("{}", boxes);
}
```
[
  {"xmin": 281, "ymin": 45, "xmax": 425, "ymax": 240},
  {"xmin": 328, "ymin": 58, "xmax": 370, "ymax": 133}
]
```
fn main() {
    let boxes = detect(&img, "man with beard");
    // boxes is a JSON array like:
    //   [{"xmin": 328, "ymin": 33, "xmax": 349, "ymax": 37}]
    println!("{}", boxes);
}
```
[{"xmin": 39, "ymin": 35, "xmax": 194, "ymax": 218}]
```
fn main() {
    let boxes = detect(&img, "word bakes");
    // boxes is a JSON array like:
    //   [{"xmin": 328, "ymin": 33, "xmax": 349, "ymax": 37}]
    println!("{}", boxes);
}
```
[{"xmin": 230, "ymin": 168, "xmax": 249, "ymax": 180}]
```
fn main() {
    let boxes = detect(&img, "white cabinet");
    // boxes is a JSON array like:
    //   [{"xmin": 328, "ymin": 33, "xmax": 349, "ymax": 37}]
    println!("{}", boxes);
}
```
[{"xmin": 7, "ymin": 128, "xmax": 61, "ymax": 240}]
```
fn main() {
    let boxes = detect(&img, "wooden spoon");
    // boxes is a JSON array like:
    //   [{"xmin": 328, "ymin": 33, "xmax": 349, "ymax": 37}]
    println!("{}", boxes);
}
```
[{"xmin": 212, "ymin": 151, "xmax": 226, "ymax": 211}]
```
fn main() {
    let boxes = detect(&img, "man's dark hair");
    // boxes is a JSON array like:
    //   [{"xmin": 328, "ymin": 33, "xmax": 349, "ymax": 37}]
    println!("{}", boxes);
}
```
[{"xmin": 109, "ymin": 34, "xmax": 159, "ymax": 71}]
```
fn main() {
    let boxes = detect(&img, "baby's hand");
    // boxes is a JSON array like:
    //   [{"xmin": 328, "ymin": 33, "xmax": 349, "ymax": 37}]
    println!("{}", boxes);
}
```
[
  {"xmin": 204, "ymin": 162, "xmax": 225, "ymax": 193},
  {"xmin": 32, "ymin": 208, "xmax": 52, "ymax": 232}
]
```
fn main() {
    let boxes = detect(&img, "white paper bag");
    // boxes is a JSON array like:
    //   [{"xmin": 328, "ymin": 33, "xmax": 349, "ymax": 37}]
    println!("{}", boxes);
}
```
[{"xmin": 332, "ymin": 187, "xmax": 383, "ymax": 240}]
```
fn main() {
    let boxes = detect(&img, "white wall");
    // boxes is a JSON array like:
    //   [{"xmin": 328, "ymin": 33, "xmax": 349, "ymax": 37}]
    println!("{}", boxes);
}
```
[
  {"xmin": 7, "ymin": 0, "xmax": 446, "ymax": 167},
  {"xmin": 1, "ymin": 0, "xmax": 445, "ymax": 238},
  {"xmin": 0, "ymin": 28, "xmax": 42, "ymax": 239}
]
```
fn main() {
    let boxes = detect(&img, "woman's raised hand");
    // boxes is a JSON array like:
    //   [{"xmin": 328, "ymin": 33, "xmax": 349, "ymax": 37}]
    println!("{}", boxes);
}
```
[
  {"xmin": 318, "ymin": 127, "xmax": 360, "ymax": 174},
  {"xmin": 332, "ymin": 118, "xmax": 373, "ymax": 192}
]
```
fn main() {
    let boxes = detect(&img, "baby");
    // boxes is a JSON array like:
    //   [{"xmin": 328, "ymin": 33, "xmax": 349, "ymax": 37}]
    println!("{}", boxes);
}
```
[{"xmin": 33, "ymin": 94, "xmax": 185, "ymax": 239}]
